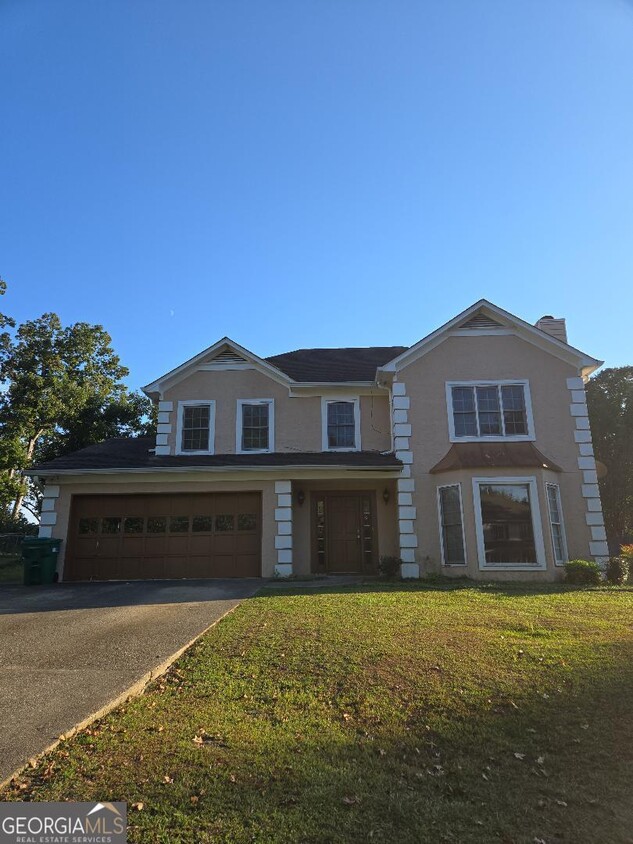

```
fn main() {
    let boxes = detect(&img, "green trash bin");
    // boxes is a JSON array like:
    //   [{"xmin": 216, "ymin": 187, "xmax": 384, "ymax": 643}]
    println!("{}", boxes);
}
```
[{"xmin": 21, "ymin": 538, "xmax": 61, "ymax": 586}]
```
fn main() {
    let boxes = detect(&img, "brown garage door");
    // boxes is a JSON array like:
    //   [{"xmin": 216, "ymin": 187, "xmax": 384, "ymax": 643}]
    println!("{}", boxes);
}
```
[{"xmin": 66, "ymin": 493, "xmax": 261, "ymax": 580}]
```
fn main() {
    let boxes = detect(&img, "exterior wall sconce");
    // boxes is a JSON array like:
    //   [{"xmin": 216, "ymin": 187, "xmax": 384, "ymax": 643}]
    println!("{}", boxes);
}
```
[
  {"xmin": 382, "ymin": 488, "xmax": 390, "ymax": 504},
  {"xmin": 296, "ymin": 489, "xmax": 306, "ymax": 507}
]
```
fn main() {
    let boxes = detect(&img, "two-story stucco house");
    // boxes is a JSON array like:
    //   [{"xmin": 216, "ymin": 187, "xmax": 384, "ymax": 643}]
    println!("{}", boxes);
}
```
[{"xmin": 31, "ymin": 300, "xmax": 608, "ymax": 582}]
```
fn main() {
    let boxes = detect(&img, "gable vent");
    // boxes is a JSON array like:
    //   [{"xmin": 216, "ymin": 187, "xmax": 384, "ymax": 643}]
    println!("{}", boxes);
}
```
[
  {"xmin": 460, "ymin": 313, "xmax": 503, "ymax": 330},
  {"xmin": 206, "ymin": 349, "xmax": 249, "ymax": 367}
]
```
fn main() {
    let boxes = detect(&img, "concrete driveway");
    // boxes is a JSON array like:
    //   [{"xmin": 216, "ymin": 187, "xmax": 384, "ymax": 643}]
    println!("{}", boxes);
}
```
[{"xmin": 0, "ymin": 579, "xmax": 262, "ymax": 784}]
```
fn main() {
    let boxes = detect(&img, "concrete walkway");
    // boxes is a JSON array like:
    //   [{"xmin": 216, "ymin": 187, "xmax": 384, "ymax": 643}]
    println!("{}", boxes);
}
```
[{"xmin": 0, "ymin": 579, "xmax": 261, "ymax": 784}]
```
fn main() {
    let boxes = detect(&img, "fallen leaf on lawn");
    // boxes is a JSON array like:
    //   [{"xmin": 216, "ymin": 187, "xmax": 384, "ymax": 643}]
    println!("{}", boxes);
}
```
[
  {"xmin": 342, "ymin": 795, "xmax": 359, "ymax": 805},
  {"xmin": 556, "ymin": 800, "xmax": 568, "ymax": 807},
  {"xmin": 131, "ymin": 802, "xmax": 144, "ymax": 811},
  {"xmin": 580, "ymin": 724, "xmax": 589, "ymax": 730},
  {"xmin": 190, "ymin": 796, "xmax": 199, "ymax": 805},
  {"xmin": 537, "ymin": 756, "xmax": 545, "ymax": 765},
  {"xmin": 193, "ymin": 735, "xmax": 204, "ymax": 745},
  {"xmin": 514, "ymin": 753, "xmax": 526, "ymax": 760},
  {"xmin": 229, "ymin": 774, "xmax": 237, "ymax": 783},
  {"xmin": 163, "ymin": 775, "xmax": 174, "ymax": 784},
  {"xmin": 534, "ymin": 838, "xmax": 547, "ymax": 843}
]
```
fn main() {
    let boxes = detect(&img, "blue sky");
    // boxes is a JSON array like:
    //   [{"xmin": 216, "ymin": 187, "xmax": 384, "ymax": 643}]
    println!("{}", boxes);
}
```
[{"xmin": 1, "ymin": 0, "xmax": 632, "ymax": 391}]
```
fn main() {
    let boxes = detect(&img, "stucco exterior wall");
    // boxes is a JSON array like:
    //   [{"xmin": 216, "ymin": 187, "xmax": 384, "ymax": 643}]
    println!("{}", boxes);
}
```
[
  {"xmin": 399, "ymin": 334, "xmax": 594, "ymax": 579},
  {"xmin": 162, "ymin": 369, "xmax": 391, "ymax": 454}
]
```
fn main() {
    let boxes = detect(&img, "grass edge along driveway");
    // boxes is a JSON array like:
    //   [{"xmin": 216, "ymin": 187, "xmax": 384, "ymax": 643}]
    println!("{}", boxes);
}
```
[{"xmin": 3, "ymin": 582, "xmax": 632, "ymax": 844}]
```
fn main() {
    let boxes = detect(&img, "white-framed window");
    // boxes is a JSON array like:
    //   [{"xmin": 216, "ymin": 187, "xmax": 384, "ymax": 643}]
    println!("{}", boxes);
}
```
[
  {"xmin": 236, "ymin": 399, "xmax": 274, "ymax": 453},
  {"xmin": 321, "ymin": 397, "xmax": 361, "ymax": 451},
  {"xmin": 445, "ymin": 381, "xmax": 535, "ymax": 442},
  {"xmin": 472, "ymin": 476, "xmax": 546, "ymax": 570},
  {"xmin": 175, "ymin": 400, "xmax": 215, "ymax": 455},
  {"xmin": 437, "ymin": 484, "xmax": 467, "ymax": 566},
  {"xmin": 545, "ymin": 482, "xmax": 568, "ymax": 566}
]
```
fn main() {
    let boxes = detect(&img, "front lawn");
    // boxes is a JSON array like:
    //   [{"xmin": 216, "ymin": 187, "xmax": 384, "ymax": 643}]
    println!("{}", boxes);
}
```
[{"xmin": 3, "ymin": 583, "xmax": 633, "ymax": 843}]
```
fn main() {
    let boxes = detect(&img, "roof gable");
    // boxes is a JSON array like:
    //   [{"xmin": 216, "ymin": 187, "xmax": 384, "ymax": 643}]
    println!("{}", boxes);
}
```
[
  {"xmin": 143, "ymin": 337, "xmax": 292, "ymax": 397},
  {"xmin": 378, "ymin": 300, "xmax": 601, "ymax": 379}
]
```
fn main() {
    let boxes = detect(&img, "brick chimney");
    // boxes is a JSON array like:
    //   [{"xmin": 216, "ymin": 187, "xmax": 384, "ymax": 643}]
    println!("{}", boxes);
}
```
[{"xmin": 535, "ymin": 315, "xmax": 567, "ymax": 344}]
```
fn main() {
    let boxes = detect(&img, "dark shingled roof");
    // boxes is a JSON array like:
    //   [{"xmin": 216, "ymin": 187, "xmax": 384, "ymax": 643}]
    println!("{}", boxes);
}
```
[
  {"xmin": 31, "ymin": 437, "xmax": 402, "ymax": 473},
  {"xmin": 430, "ymin": 442, "xmax": 562, "ymax": 474},
  {"xmin": 265, "ymin": 346, "xmax": 407, "ymax": 382}
]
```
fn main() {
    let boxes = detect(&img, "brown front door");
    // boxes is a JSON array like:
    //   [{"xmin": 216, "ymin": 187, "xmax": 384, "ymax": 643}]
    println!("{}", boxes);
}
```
[
  {"xmin": 327, "ymin": 495, "xmax": 363, "ymax": 573},
  {"xmin": 312, "ymin": 492, "xmax": 376, "ymax": 574},
  {"xmin": 66, "ymin": 493, "xmax": 261, "ymax": 580}
]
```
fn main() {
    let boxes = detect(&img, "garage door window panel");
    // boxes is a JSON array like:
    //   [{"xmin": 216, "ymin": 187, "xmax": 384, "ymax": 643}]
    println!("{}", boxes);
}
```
[
  {"xmin": 124, "ymin": 517, "xmax": 144, "ymax": 534},
  {"xmin": 101, "ymin": 517, "xmax": 121, "ymax": 534},
  {"xmin": 192, "ymin": 515, "xmax": 214, "ymax": 532},
  {"xmin": 147, "ymin": 517, "xmax": 167, "ymax": 533},
  {"xmin": 215, "ymin": 515, "xmax": 235, "ymax": 532},
  {"xmin": 238, "ymin": 513, "xmax": 257, "ymax": 531},
  {"xmin": 78, "ymin": 518, "xmax": 99, "ymax": 535},
  {"xmin": 170, "ymin": 516, "xmax": 190, "ymax": 533}
]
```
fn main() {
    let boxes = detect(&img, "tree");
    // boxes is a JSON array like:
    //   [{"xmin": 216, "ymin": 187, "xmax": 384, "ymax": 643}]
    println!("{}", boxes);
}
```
[
  {"xmin": 0, "ymin": 299, "xmax": 154, "ymax": 521},
  {"xmin": 586, "ymin": 366, "xmax": 633, "ymax": 550}
]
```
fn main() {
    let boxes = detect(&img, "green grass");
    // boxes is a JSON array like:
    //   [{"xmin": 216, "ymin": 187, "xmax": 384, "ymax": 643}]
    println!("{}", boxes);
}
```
[
  {"xmin": 3, "ymin": 583, "xmax": 633, "ymax": 843},
  {"xmin": 0, "ymin": 554, "xmax": 22, "ymax": 583}
]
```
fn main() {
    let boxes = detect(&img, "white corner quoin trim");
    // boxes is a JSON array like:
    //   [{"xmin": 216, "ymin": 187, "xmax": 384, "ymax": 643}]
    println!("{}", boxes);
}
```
[
  {"xmin": 566, "ymin": 376, "xmax": 609, "ymax": 564},
  {"xmin": 274, "ymin": 480, "xmax": 293, "ymax": 577},
  {"xmin": 175, "ymin": 400, "xmax": 216, "ymax": 456}
]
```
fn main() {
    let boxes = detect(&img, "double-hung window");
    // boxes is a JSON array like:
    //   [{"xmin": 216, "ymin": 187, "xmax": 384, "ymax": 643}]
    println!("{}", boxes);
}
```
[
  {"xmin": 177, "ymin": 401, "xmax": 215, "ymax": 454},
  {"xmin": 447, "ymin": 381, "xmax": 533, "ymax": 441},
  {"xmin": 545, "ymin": 482, "xmax": 568, "ymax": 565},
  {"xmin": 237, "ymin": 399, "xmax": 274, "ymax": 453},
  {"xmin": 437, "ymin": 484, "xmax": 466, "ymax": 565},
  {"xmin": 322, "ymin": 398, "xmax": 360, "ymax": 451}
]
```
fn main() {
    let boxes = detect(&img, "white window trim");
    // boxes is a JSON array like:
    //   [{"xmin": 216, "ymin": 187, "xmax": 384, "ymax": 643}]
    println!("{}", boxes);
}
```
[
  {"xmin": 436, "ymin": 483, "xmax": 467, "ymax": 566},
  {"xmin": 445, "ymin": 380, "xmax": 535, "ymax": 443},
  {"xmin": 175, "ymin": 400, "xmax": 216, "ymax": 455},
  {"xmin": 472, "ymin": 476, "xmax": 547, "ymax": 571},
  {"xmin": 545, "ymin": 481, "xmax": 568, "ymax": 566},
  {"xmin": 321, "ymin": 397, "xmax": 361, "ymax": 452},
  {"xmin": 236, "ymin": 399, "xmax": 275, "ymax": 454}
]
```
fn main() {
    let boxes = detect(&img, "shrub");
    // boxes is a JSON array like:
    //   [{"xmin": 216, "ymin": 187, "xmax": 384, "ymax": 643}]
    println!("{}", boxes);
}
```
[
  {"xmin": 378, "ymin": 555, "xmax": 402, "ymax": 579},
  {"xmin": 605, "ymin": 555, "xmax": 630, "ymax": 585},
  {"xmin": 565, "ymin": 559, "xmax": 602, "ymax": 585},
  {"xmin": 620, "ymin": 544, "xmax": 633, "ymax": 563}
]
